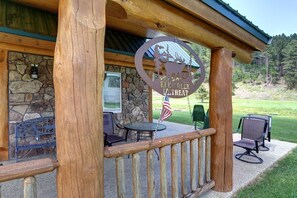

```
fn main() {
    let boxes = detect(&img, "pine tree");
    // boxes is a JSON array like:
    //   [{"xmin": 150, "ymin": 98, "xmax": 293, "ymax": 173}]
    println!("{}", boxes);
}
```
[{"xmin": 283, "ymin": 39, "xmax": 297, "ymax": 90}]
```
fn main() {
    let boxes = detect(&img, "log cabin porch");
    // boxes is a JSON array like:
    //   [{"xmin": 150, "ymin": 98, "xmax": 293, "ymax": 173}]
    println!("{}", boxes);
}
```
[
  {"xmin": 0, "ymin": 121, "xmax": 296, "ymax": 197},
  {"xmin": 0, "ymin": 0, "xmax": 272, "ymax": 197}
]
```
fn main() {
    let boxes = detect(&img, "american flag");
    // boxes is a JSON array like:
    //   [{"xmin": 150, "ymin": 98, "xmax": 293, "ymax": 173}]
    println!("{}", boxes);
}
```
[{"xmin": 160, "ymin": 95, "xmax": 172, "ymax": 121}]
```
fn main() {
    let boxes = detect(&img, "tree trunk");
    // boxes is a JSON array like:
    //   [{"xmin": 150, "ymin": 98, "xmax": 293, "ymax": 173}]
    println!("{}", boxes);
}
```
[{"xmin": 54, "ymin": 0, "xmax": 106, "ymax": 197}]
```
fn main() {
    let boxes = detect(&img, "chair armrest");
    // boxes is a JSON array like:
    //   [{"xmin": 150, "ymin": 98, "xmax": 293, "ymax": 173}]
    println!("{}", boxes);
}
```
[
  {"xmin": 104, "ymin": 133, "xmax": 108, "ymax": 147},
  {"xmin": 115, "ymin": 123, "xmax": 124, "ymax": 130}
]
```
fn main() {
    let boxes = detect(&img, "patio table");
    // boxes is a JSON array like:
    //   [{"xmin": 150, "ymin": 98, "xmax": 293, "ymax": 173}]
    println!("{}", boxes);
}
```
[{"xmin": 124, "ymin": 122, "xmax": 166, "ymax": 141}]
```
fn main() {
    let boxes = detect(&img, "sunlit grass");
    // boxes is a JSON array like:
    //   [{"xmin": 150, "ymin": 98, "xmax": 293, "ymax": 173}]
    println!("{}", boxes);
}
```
[
  {"xmin": 153, "ymin": 94, "xmax": 297, "ymax": 143},
  {"xmin": 153, "ymin": 93, "xmax": 297, "ymax": 197},
  {"xmin": 236, "ymin": 148, "xmax": 297, "ymax": 198}
]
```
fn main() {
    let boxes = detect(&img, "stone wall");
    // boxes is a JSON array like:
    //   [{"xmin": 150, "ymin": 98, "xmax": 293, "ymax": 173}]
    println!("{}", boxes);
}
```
[
  {"xmin": 7, "ymin": 52, "xmax": 150, "ymax": 158},
  {"xmin": 8, "ymin": 52, "xmax": 55, "ymax": 158},
  {"xmin": 105, "ymin": 65, "xmax": 150, "ymax": 138}
]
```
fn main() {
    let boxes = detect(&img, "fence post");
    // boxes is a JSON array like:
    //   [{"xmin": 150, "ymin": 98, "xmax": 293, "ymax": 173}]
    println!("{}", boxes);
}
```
[{"xmin": 24, "ymin": 176, "xmax": 37, "ymax": 198}]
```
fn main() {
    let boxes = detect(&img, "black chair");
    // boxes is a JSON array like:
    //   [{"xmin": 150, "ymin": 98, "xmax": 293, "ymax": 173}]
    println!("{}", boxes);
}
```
[
  {"xmin": 192, "ymin": 105, "xmax": 205, "ymax": 130},
  {"xmin": 248, "ymin": 114, "xmax": 272, "ymax": 151},
  {"xmin": 103, "ymin": 112, "xmax": 126, "ymax": 147},
  {"xmin": 233, "ymin": 117, "xmax": 268, "ymax": 164},
  {"xmin": 202, "ymin": 109, "xmax": 209, "ymax": 129}
]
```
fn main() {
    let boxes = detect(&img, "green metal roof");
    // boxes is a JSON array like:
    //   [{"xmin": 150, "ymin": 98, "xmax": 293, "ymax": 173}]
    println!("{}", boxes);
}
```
[
  {"xmin": 202, "ymin": 0, "xmax": 272, "ymax": 44},
  {"xmin": 0, "ymin": 0, "xmax": 272, "ymax": 57}
]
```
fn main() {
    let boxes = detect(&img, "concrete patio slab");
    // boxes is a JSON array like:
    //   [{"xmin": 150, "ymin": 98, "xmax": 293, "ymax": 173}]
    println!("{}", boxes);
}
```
[
  {"xmin": 202, "ymin": 133, "xmax": 297, "ymax": 198},
  {"xmin": 0, "ymin": 121, "xmax": 296, "ymax": 198}
]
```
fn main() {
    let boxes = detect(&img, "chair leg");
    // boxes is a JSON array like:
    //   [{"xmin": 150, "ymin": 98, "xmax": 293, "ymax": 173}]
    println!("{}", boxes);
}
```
[
  {"xmin": 260, "ymin": 145, "xmax": 269, "ymax": 151},
  {"xmin": 235, "ymin": 150, "xmax": 263, "ymax": 164},
  {"xmin": 260, "ymin": 140, "xmax": 269, "ymax": 151}
]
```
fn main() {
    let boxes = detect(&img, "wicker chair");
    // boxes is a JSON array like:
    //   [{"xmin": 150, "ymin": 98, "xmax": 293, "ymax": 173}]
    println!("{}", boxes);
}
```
[
  {"xmin": 233, "ymin": 117, "xmax": 268, "ymax": 164},
  {"xmin": 248, "ymin": 114, "xmax": 272, "ymax": 151}
]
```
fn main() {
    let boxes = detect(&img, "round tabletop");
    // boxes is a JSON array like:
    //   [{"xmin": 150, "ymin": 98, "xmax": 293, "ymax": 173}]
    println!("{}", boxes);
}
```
[{"xmin": 124, "ymin": 122, "xmax": 166, "ymax": 132}]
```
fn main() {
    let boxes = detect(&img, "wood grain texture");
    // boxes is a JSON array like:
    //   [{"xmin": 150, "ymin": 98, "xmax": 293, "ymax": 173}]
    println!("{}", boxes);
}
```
[
  {"xmin": 188, "ymin": 180, "xmax": 215, "ymax": 198},
  {"xmin": 23, "ymin": 176, "xmax": 37, "ymax": 198},
  {"xmin": 181, "ymin": 142, "xmax": 188, "ymax": 195},
  {"xmin": 209, "ymin": 48, "xmax": 233, "ymax": 192},
  {"xmin": 198, "ymin": 138, "xmax": 204, "ymax": 186},
  {"xmin": 0, "ymin": 158, "xmax": 58, "ymax": 182},
  {"xmin": 171, "ymin": 144, "xmax": 178, "ymax": 198},
  {"xmin": 11, "ymin": 0, "xmax": 58, "ymax": 14},
  {"xmin": 0, "ymin": 43, "xmax": 54, "ymax": 57},
  {"xmin": 7, "ymin": 0, "xmax": 268, "ymax": 63},
  {"xmin": 0, "ymin": 32, "xmax": 56, "ymax": 51},
  {"xmin": 116, "ymin": 157, "xmax": 126, "ymax": 198},
  {"xmin": 108, "ymin": 0, "xmax": 255, "ymax": 63},
  {"xmin": 0, "ymin": 33, "xmax": 156, "ymax": 69},
  {"xmin": 181, "ymin": 141, "xmax": 188, "ymax": 195},
  {"xmin": 53, "ymin": 0, "xmax": 106, "ymax": 197},
  {"xmin": 0, "ymin": 49, "xmax": 8, "ymax": 160},
  {"xmin": 190, "ymin": 139, "xmax": 197, "ymax": 191},
  {"xmin": 147, "ymin": 149, "xmax": 155, "ymax": 198},
  {"xmin": 105, "ymin": 129, "xmax": 216, "ymax": 158},
  {"xmin": 164, "ymin": 0, "xmax": 268, "ymax": 51},
  {"xmin": 206, "ymin": 136, "xmax": 211, "ymax": 182},
  {"xmin": 159, "ymin": 147, "xmax": 167, "ymax": 198},
  {"xmin": 132, "ymin": 153, "xmax": 141, "ymax": 198}
]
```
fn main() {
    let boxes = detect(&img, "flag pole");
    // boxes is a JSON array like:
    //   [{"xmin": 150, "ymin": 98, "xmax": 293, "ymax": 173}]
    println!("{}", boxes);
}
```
[{"xmin": 153, "ymin": 88, "xmax": 169, "ymax": 141}]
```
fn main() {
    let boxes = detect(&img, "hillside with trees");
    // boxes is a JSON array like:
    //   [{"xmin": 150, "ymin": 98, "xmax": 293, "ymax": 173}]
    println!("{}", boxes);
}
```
[
  {"xmin": 233, "ymin": 34, "xmax": 297, "ymax": 90},
  {"xmin": 191, "ymin": 34, "xmax": 297, "ymax": 101}
]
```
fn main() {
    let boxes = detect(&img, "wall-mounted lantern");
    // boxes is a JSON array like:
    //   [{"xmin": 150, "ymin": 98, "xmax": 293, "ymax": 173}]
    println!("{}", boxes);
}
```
[{"xmin": 30, "ymin": 64, "xmax": 39, "ymax": 79}]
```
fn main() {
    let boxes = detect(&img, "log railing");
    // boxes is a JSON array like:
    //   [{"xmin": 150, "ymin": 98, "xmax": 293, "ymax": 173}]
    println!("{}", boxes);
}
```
[
  {"xmin": 104, "ymin": 128, "xmax": 216, "ymax": 198},
  {"xmin": 0, "ymin": 158, "xmax": 59, "ymax": 197}
]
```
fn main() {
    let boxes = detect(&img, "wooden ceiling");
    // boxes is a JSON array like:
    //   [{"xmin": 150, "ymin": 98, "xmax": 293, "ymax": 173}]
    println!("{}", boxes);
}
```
[{"xmin": 8, "ymin": 0, "xmax": 269, "ymax": 63}]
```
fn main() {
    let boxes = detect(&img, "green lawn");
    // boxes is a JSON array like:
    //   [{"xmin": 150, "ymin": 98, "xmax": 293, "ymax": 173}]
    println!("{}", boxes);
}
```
[
  {"xmin": 153, "ymin": 96, "xmax": 297, "ymax": 143},
  {"xmin": 153, "ymin": 95, "xmax": 297, "ymax": 197}
]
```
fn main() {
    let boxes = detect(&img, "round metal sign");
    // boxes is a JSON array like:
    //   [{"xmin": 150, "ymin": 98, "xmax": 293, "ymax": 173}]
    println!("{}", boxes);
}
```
[{"xmin": 135, "ymin": 37, "xmax": 205, "ymax": 98}]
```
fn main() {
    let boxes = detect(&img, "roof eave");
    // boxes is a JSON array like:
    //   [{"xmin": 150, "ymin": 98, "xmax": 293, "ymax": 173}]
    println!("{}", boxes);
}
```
[{"xmin": 202, "ymin": 0, "xmax": 272, "ymax": 45}]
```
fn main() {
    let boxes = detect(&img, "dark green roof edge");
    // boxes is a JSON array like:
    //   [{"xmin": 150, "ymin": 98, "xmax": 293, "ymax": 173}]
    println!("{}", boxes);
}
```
[
  {"xmin": 202, "ymin": 0, "xmax": 272, "ymax": 44},
  {"xmin": 0, "ymin": 27, "xmax": 56, "ymax": 42},
  {"xmin": 104, "ymin": 48, "xmax": 153, "ymax": 60}
]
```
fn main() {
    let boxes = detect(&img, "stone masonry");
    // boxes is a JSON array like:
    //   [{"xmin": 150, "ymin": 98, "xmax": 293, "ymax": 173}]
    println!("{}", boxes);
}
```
[
  {"xmin": 8, "ymin": 52, "xmax": 150, "ymax": 158},
  {"xmin": 8, "ymin": 52, "xmax": 55, "ymax": 158},
  {"xmin": 105, "ymin": 65, "xmax": 150, "ymax": 139}
]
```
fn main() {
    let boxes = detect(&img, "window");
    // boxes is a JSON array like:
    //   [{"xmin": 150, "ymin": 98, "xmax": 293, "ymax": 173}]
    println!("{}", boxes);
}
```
[{"xmin": 103, "ymin": 72, "xmax": 122, "ymax": 113}]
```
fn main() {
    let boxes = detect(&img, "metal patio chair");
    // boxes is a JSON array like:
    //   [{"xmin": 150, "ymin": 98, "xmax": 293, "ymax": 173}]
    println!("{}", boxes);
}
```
[
  {"xmin": 192, "ymin": 105, "xmax": 205, "ymax": 130},
  {"xmin": 103, "ymin": 112, "xmax": 126, "ymax": 147},
  {"xmin": 248, "ymin": 114, "xmax": 272, "ymax": 151},
  {"xmin": 233, "ymin": 117, "xmax": 268, "ymax": 164}
]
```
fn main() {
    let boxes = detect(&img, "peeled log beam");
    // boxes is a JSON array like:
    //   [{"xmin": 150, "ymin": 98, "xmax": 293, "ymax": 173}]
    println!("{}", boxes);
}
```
[
  {"xmin": 164, "ymin": 0, "xmax": 267, "ymax": 51},
  {"xmin": 54, "ymin": 0, "xmax": 106, "ymax": 197},
  {"xmin": 209, "ymin": 48, "xmax": 233, "ymax": 192},
  {"xmin": 109, "ymin": 0, "xmax": 254, "ymax": 63}
]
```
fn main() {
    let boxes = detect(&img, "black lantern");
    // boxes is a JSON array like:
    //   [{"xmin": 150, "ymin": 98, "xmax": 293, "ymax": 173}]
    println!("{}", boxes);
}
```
[{"xmin": 30, "ymin": 64, "xmax": 38, "ymax": 79}]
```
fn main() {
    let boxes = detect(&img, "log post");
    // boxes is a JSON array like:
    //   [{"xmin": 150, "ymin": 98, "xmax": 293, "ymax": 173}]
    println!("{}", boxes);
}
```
[
  {"xmin": 209, "ymin": 48, "xmax": 233, "ymax": 192},
  {"xmin": 0, "ymin": 49, "xmax": 8, "ymax": 161},
  {"xmin": 54, "ymin": 0, "xmax": 106, "ymax": 197},
  {"xmin": 23, "ymin": 176, "xmax": 37, "ymax": 198}
]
